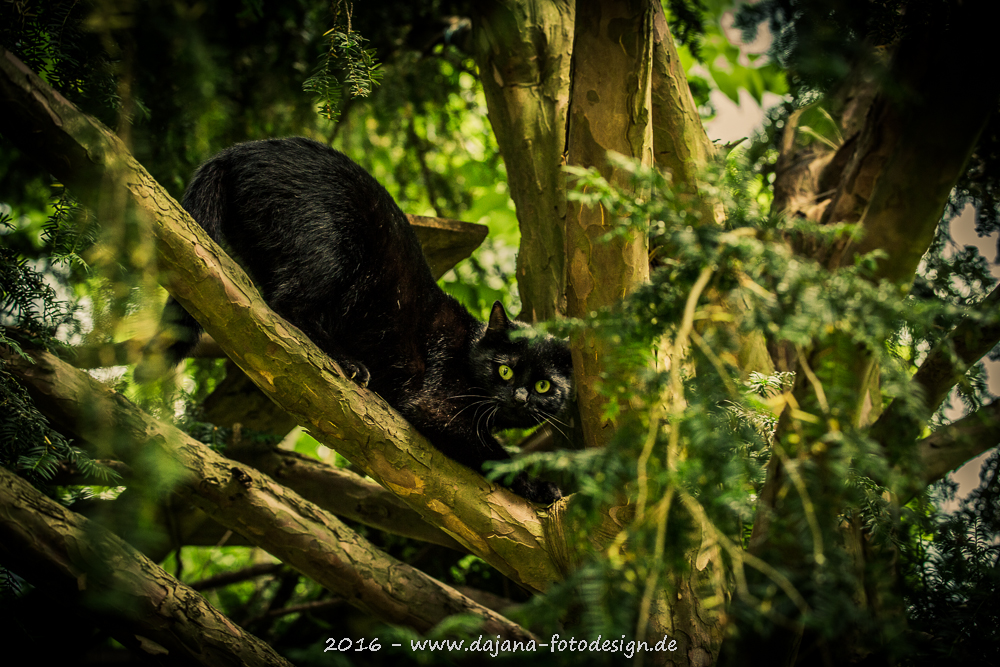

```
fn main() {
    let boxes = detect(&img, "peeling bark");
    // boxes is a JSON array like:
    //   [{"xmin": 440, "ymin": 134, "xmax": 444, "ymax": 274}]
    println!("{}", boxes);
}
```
[{"xmin": 564, "ymin": 0, "xmax": 653, "ymax": 450}]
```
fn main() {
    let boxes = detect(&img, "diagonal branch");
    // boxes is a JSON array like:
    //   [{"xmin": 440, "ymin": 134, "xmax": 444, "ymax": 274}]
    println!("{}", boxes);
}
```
[
  {"xmin": 3, "ymin": 344, "xmax": 533, "ymax": 638},
  {"xmin": 0, "ymin": 46, "xmax": 566, "ymax": 590},
  {"xmin": 0, "ymin": 465, "xmax": 295, "ymax": 667},
  {"xmin": 911, "ymin": 398, "xmax": 1000, "ymax": 499},
  {"xmin": 826, "ymin": 6, "xmax": 1000, "ymax": 286},
  {"xmin": 870, "ymin": 282, "xmax": 1000, "ymax": 458},
  {"xmin": 905, "ymin": 284, "xmax": 1000, "ymax": 414},
  {"xmin": 230, "ymin": 444, "xmax": 464, "ymax": 550}
]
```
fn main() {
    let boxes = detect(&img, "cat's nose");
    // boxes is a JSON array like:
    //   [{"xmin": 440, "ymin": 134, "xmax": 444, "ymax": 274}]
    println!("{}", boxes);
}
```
[{"xmin": 514, "ymin": 388, "xmax": 528, "ymax": 403}]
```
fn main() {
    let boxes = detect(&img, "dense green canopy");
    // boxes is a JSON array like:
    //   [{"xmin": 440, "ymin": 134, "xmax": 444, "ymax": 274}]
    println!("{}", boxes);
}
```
[{"xmin": 1, "ymin": 1, "xmax": 998, "ymax": 665}]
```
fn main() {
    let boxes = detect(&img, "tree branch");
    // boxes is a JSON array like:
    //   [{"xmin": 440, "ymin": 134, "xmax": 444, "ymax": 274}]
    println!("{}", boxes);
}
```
[
  {"xmin": 3, "ymin": 345, "xmax": 533, "ymax": 638},
  {"xmin": 230, "ymin": 444, "xmax": 464, "ymax": 551},
  {"xmin": 73, "ymin": 448, "xmax": 466, "ymax": 555},
  {"xmin": 914, "ymin": 399, "xmax": 1000, "ymax": 496},
  {"xmin": 870, "ymin": 282, "xmax": 1000, "ymax": 458},
  {"xmin": 0, "ymin": 46, "xmax": 566, "ymax": 590},
  {"xmin": 907, "ymin": 285, "xmax": 1000, "ymax": 414},
  {"xmin": 0, "ymin": 466, "xmax": 295, "ymax": 667},
  {"xmin": 199, "ymin": 360, "xmax": 300, "ymax": 437},
  {"xmin": 649, "ymin": 0, "xmax": 715, "ymax": 216}
]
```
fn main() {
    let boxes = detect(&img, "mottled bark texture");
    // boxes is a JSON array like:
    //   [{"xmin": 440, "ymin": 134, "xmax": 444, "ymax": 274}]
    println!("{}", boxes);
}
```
[
  {"xmin": 472, "ymin": 0, "xmax": 575, "ymax": 322},
  {"xmin": 3, "ymin": 345, "xmax": 533, "ymax": 639},
  {"xmin": 0, "ymin": 47, "xmax": 568, "ymax": 592},
  {"xmin": 472, "ymin": 2, "xmax": 735, "ymax": 662},
  {"xmin": 0, "ymin": 466, "xmax": 295, "ymax": 667},
  {"xmin": 564, "ymin": 0, "xmax": 653, "ymax": 450}
]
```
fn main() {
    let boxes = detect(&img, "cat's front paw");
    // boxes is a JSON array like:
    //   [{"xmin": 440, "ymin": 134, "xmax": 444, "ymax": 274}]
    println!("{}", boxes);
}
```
[
  {"xmin": 338, "ymin": 358, "xmax": 371, "ymax": 388},
  {"xmin": 511, "ymin": 473, "xmax": 563, "ymax": 505}
]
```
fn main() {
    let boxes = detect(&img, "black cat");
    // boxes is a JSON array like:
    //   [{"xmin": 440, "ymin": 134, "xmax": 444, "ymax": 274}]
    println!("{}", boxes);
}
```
[{"xmin": 143, "ymin": 137, "xmax": 571, "ymax": 504}]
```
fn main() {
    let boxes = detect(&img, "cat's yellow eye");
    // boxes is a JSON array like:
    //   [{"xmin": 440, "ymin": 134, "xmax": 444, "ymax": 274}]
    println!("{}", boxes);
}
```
[
  {"xmin": 535, "ymin": 379, "xmax": 551, "ymax": 393},
  {"xmin": 498, "ymin": 364, "xmax": 514, "ymax": 381}
]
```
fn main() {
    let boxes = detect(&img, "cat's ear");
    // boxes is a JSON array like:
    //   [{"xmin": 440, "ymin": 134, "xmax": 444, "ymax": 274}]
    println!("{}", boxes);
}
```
[{"xmin": 487, "ymin": 301, "xmax": 510, "ymax": 335}]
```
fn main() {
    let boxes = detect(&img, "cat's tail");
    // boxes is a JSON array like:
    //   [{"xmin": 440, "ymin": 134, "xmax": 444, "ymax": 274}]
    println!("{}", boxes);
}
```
[{"xmin": 135, "ymin": 159, "xmax": 229, "ymax": 381}]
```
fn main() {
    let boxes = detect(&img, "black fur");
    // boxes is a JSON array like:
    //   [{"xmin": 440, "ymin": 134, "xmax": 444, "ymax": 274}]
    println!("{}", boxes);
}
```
[{"xmin": 145, "ymin": 137, "xmax": 571, "ymax": 504}]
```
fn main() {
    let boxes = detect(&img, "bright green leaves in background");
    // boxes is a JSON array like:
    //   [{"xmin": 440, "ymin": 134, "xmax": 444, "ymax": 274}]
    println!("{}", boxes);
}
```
[{"xmin": 668, "ymin": 0, "xmax": 789, "ymax": 118}]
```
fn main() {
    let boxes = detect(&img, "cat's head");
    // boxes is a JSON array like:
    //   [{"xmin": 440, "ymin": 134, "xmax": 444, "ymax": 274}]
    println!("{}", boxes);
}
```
[{"xmin": 468, "ymin": 301, "xmax": 574, "ymax": 431}]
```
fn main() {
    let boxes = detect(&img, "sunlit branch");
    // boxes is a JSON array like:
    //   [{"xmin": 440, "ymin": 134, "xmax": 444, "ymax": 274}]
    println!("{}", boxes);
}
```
[
  {"xmin": 3, "ymin": 345, "xmax": 534, "ymax": 638},
  {"xmin": 0, "ymin": 47, "xmax": 565, "ymax": 590}
]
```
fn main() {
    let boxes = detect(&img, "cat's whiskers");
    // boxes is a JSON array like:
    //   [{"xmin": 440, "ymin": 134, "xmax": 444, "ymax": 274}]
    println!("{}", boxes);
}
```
[
  {"xmin": 445, "ymin": 398, "xmax": 492, "ymax": 428},
  {"xmin": 474, "ymin": 403, "xmax": 499, "ymax": 447},
  {"xmin": 444, "ymin": 387, "xmax": 497, "ymax": 427},
  {"xmin": 540, "ymin": 410, "xmax": 571, "ymax": 429},
  {"xmin": 485, "ymin": 406, "xmax": 499, "ymax": 446},
  {"xmin": 532, "ymin": 407, "xmax": 569, "ymax": 440}
]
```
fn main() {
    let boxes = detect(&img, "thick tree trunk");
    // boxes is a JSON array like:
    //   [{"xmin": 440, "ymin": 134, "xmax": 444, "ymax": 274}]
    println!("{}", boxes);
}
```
[
  {"xmin": 475, "ymin": 4, "xmax": 731, "ymax": 662},
  {"xmin": 472, "ymin": 0, "xmax": 575, "ymax": 322},
  {"xmin": 563, "ymin": 0, "xmax": 652, "ymax": 449}
]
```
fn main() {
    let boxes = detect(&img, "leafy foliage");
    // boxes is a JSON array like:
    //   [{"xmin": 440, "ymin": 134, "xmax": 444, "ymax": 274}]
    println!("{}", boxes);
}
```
[
  {"xmin": 303, "ymin": 2, "xmax": 385, "ymax": 122},
  {"xmin": 508, "ymin": 146, "xmax": 995, "ymax": 654},
  {"xmin": 0, "ymin": 0, "xmax": 120, "ymax": 123},
  {"xmin": 665, "ymin": 0, "xmax": 708, "ymax": 59},
  {"xmin": 668, "ymin": 0, "xmax": 789, "ymax": 117},
  {"xmin": 900, "ymin": 453, "xmax": 1000, "ymax": 666},
  {"xmin": 1, "ymin": 1, "xmax": 999, "ymax": 663},
  {"xmin": 1, "ymin": 192, "xmax": 117, "ymax": 489}
]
